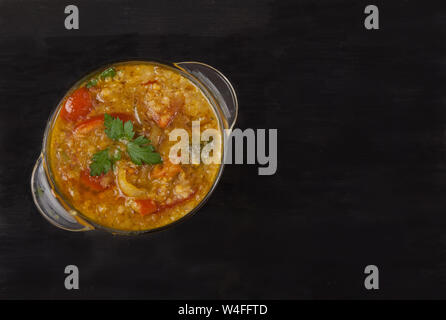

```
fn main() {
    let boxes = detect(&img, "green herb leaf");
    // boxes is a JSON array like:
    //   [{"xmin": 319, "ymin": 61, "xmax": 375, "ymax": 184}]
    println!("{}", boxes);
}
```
[
  {"xmin": 123, "ymin": 121, "xmax": 135, "ymax": 140},
  {"xmin": 91, "ymin": 114, "xmax": 161, "ymax": 171},
  {"xmin": 104, "ymin": 113, "xmax": 124, "ymax": 140},
  {"xmin": 90, "ymin": 149, "xmax": 112, "ymax": 176},
  {"xmin": 104, "ymin": 113, "xmax": 113, "ymax": 129},
  {"xmin": 86, "ymin": 78, "xmax": 98, "ymax": 88},
  {"xmin": 100, "ymin": 67, "xmax": 116, "ymax": 79},
  {"xmin": 133, "ymin": 135, "xmax": 150, "ymax": 146},
  {"xmin": 104, "ymin": 114, "xmax": 135, "ymax": 141},
  {"xmin": 127, "ymin": 139, "xmax": 162, "ymax": 165}
]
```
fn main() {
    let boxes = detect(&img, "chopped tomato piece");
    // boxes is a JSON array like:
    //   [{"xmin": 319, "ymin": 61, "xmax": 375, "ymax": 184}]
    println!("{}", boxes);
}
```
[
  {"xmin": 73, "ymin": 113, "xmax": 133, "ymax": 135},
  {"xmin": 151, "ymin": 161, "xmax": 182, "ymax": 180},
  {"xmin": 134, "ymin": 199, "xmax": 158, "ymax": 216},
  {"xmin": 109, "ymin": 113, "xmax": 133, "ymax": 123},
  {"xmin": 73, "ymin": 117, "xmax": 103, "ymax": 135},
  {"xmin": 141, "ymin": 80, "xmax": 158, "ymax": 86},
  {"xmin": 60, "ymin": 87, "xmax": 93, "ymax": 122},
  {"xmin": 80, "ymin": 170, "xmax": 110, "ymax": 192}
]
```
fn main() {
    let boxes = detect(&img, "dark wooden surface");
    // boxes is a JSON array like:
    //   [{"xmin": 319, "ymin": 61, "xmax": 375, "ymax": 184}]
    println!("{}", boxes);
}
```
[{"xmin": 0, "ymin": 0, "xmax": 446, "ymax": 299}]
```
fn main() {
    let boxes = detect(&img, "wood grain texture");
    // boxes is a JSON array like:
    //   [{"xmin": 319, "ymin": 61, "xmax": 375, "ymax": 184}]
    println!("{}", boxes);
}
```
[{"xmin": 0, "ymin": 0, "xmax": 446, "ymax": 299}]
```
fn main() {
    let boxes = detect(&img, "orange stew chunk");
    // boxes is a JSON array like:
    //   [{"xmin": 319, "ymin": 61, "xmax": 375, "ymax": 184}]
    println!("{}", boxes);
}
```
[
  {"xmin": 151, "ymin": 161, "xmax": 182, "ymax": 180},
  {"xmin": 144, "ymin": 93, "xmax": 185, "ymax": 128}
]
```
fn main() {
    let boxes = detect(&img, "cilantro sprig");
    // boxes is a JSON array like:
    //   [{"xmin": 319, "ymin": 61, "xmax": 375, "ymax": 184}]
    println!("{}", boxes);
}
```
[
  {"xmin": 86, "ymin": 78, "xmax": 98, "ymax": 88},
  {"xmin": 104, "ymin": 113, "xmax": 135, "ymax": 141},
  {"xmin": 89, "ymin": 114, "xmax": 162, "ymax": 176},
  {"xmin": 127, "ymin": 136, "xmax": 162, "ymax": 165},
  {"xmin": 89, "ymin": 149, "xmax": 121, "ymax": 176},
  {"xmin": 100, "ymin": 67, "xmax": 117, "ymax": 79},
  {"xmin": 85, "ymin": 67, "xmax": 116, "ymax": 88}
]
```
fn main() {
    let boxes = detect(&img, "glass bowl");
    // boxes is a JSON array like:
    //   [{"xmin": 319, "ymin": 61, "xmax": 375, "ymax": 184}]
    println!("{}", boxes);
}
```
[{"xmin": 30, "ymin": 60, "xmax": 238, "ymax": 234}]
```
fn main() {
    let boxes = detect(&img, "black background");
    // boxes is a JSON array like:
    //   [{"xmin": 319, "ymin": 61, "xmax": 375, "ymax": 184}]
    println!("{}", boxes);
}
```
[{"xmin": 0, "ymin": 0, "xmax": 445, "ymax": 299}]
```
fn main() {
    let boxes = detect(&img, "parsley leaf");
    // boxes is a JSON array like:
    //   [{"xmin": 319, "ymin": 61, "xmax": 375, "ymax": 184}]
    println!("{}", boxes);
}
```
[
  {"xmin": 104, "ymin": 113, "xmax": 124, "ymax": 140},
  {"xmin": 123, "ymin": 121, "xmax": 135, "ymax": 140},
  {"xmin": 127, "ymin": 139, "xmax": 162, "ymax": 165},
  {"xmin": 89, "ymin": 148, "xmax": 122, "ymax": 176},
  {"xmin": 104, "ymin": 114, "xmax": 135, "ymax": 141},
  {"xmin": 100, "ymin": 67, "xmax": 116, "ymax": 79},
  {"xmin": 133, "ymin": 135, "xmax": 150, "ymax": 146},
  {"xmin": 85, "ymin": 67, "xmax": 116, "ymax": 90},
  {"xmin": 86, "ymin": 79, "xmax": 98, "ymax": 88},
  {"xmin": 90, "ymin": 149, "xmax": 112, "ymax": 176},
  {"xmin": 90, "ymin": 114, "xmax": 162, "ymax": 173}
]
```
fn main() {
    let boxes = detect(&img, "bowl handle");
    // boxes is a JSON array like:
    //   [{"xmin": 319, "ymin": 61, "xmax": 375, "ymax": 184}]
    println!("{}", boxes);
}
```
[
  {"xmin": 175, "ymin": 61, "xmax": 238, "ymax": 129},
  {"xmin": 31, "ymin": 154, "xmax": 93, "ymax": 232}
]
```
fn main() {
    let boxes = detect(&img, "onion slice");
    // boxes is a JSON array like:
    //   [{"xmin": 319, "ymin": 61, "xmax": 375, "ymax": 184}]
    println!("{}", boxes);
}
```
[{"xmin": 115, "ymin": 161, "xmax": 148, "ymax": 199}]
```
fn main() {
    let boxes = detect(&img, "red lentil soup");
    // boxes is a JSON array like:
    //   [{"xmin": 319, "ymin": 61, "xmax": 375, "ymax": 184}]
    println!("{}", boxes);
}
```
[{"xmin": 48, "ymin": 62, "xmax": 222, "ymax": 231}]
